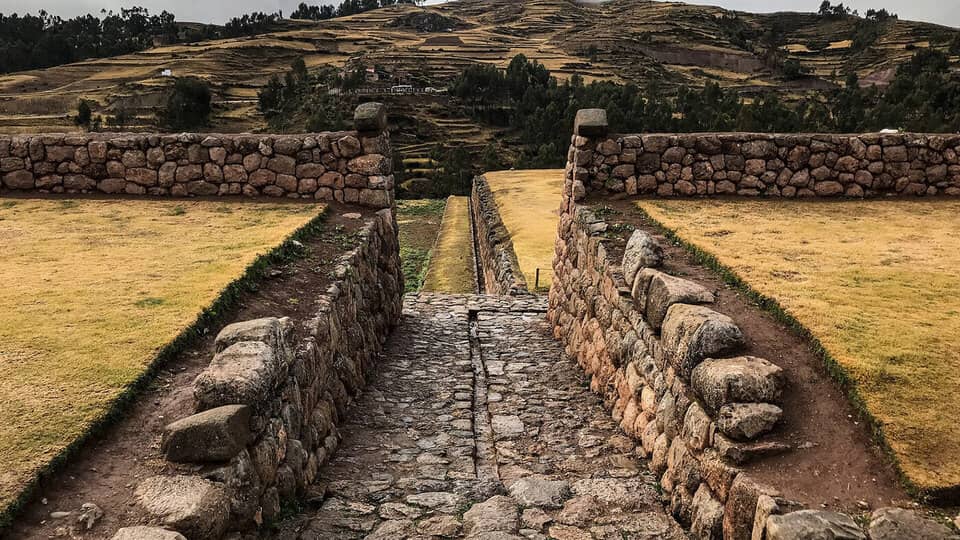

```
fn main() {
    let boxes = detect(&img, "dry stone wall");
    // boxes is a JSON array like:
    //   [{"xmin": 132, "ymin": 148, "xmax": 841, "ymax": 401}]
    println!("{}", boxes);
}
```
[
  {"xmin": 548, "ymin": 110, "xmax": 959, "ymax": 540},
  {"xmin": 471, "ymin": 174, "xmax": 531, "ymax": 295},
  {"xmin": 120, "ymin": 210, "xmax": 403, "ymax": 539},
  {"xmin": 567, "ymin": 108, "xmax": 960, "ymax": 201},
  {"xmin": 0, "ymin": 103, "xmax": 394, "ymax": 208}
]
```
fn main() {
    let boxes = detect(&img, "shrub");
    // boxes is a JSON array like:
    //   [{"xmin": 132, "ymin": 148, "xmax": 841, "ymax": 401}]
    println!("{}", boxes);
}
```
[{"xmin": 160, "ymin": 77, "xmax": 212, "ymax": 130}]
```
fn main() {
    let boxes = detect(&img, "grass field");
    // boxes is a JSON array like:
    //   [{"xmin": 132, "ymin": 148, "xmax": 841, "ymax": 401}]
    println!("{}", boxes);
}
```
[
  {"xmin": 396, "ymin": 199, "xmax": 446, "ymax": 293},
  {"xmin": 422, "ymin": 196, "xmax": 475, "ymax": 294},
  {"xmin": 485, "ymin": 170, "xmax": 564, "ymax": 291},
  {"xmin": 638, "ymin": 199, "xmax": 960, "ymax": 492},
  {"xmin": 0, "ymin": 198, "xmax": 324, "ymax": 511}
]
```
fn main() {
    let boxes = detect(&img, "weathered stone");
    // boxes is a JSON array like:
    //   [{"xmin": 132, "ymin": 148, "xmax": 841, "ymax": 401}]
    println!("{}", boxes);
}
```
[
  {"xmin": 215, "ymin": 317, "xmax": 288, "ymax": 353},
  {"xmin": 633, "ymin": 269, "xmax": 714, "ymax": 330},
  {"xmin": 661, "ymin": 304, "xmax": 744, "ymax": 378},
  {"xmin": 508, "ymin": 476, "xmax": 570, "ymax": 508},
  {"xmin": 691, "ymin": 484, "xmax": 724, "ymax": 540},
  {"xmin": 717, "ymin": 403, "xmax": 782, "ymax": 441},
  {"xmin": 193, "ymin": 341, "xmax": 279, "ymax": 410},
  {"xmin": 868, "ymin": 507, "xmax": 958, "ymax": 540},
  {"xmin": 3, "ymin": 170, "xmax": 34, "ymax": 189},
  {"xmin": 354, "ymin": 102, "xmax": 387, "ymax": 133},
  {"xmin": 574, "ymin": 109, "xmax": 608, "ymax": 137},
  {"xmin": 135, "ymin": 475, "xmax": 229, "ymax": 539},
  {"xmin": 348, "ymin": 154, "xmax": 390, "ymax": 176},
  {"xmin": 161, "ymin": 405, "xmax": 253, "ymax": 462},
  {"xmin": 723, "ymin": 475, "xmax": 779, "ymax": 540},
  {"xmin": 690, "ymin": 356, "xmax": 785, "ymax": 412},
  {"xmin": 463, "ymin": 495, "xmax": 519, "ymax": 534},
  {"xmin": 111, "ymin": 527, "xmax": 187, "ymax": 540},
  {"xmin": 766, "ymin": 510, "xmax": 866, "ymax": 540},
  {"xmin": 622, "ymin": 230, "xmax": 664, "ymax": 288}
]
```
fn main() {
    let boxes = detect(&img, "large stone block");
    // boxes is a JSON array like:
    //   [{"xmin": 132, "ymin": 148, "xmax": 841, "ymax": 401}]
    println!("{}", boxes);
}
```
[
  {"xmin": 574, "ymin": 109, "xmax": 608, "ymax": 137},
  {"xmin": 161, "ymin": 405, "xmax": 253, "ymax": 463},
  {"xmin": 690, "ymin": 356, "xmax": 785, "ymax": 412},
  {"xmin": 633, "ymin": 269, "xmax": 715, "ymax": 330},
  {"xmin": 354, "ymin": 102, "xmax": 387, "ymax": 133},
  {"xmin": 766, "ymin": 510, "xmax": 865, "ymax": 540},
  {"xmin": 135, "ymin": 475, "xmax": 229, "ymax": 539},
  {"xmin": 621, "ymin": 230, "xmax": 664, "ymax": 288},
  {"xmin": 690, "ymin": 484, "xmax": 724, "ymax": 540},
  {"xmin": 193, "ymin": 341, "xmax": 279, "ymax": 410},
  {"xmin": 661, "ymin": 304, "xmax": 744, "ymax": 378}
]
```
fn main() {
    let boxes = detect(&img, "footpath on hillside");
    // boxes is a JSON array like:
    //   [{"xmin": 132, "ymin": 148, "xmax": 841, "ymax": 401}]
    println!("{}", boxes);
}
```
[{"xmin": 270, "ymin": 293, "xmax": 685, "ymax": 540}]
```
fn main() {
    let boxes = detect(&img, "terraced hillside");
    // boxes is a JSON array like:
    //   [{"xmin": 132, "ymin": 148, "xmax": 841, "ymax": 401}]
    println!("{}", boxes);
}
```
[{"xmin": 0, "ymin": 0, "xmax": 956, "ymax": 143}]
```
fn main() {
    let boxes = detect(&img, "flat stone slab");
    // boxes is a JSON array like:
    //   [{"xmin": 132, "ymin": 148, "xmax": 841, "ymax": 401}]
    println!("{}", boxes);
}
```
[
  {"xmin": 508, "ymin": 476, "xmax": 571, "ymax": 508},
  {"xmin": 214, "ymin": 316, "xmax": 287, "ymax": 353},
  {"xmin": 574, "ymin": 109, "xmax": 609, "ymax": 137},
  {"xmin": 111, "ymin": 527, "xmax": 187, "ymax": 540}
]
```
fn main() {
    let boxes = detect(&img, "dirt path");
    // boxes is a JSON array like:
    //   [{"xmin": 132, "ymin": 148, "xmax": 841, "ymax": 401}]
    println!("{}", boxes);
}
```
[{"xmin": 270, "ymin": 293, "xmax": 685, "ymax": 539}]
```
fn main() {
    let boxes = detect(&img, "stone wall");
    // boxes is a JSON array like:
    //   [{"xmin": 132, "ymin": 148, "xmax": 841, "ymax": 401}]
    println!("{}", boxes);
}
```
[
  {"xmin": 471, "ymin": 174, "xmax": 531, "ymax": 295},
  {"xmin": 124, "ymin": 209, "xmax": 403, "ymax": 539},
  {"xmin": 548, "ymin": 110, "xmax": 958, "ymax": 539},
  {"xmin": 0, "ymin": 103, "xmax": 394, "ymax": 208},
  {"xmin": 567, "ymin": 108, "xmax": 960, "ymax": 201}
]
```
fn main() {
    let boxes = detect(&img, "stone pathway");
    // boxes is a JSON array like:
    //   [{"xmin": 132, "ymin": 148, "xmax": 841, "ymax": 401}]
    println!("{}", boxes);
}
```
[{"xmin": 271, "ymin": 293, "xmax": 686, "ymax": 540}]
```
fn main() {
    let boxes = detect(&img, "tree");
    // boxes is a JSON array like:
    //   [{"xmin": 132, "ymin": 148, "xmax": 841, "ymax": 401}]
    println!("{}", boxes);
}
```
[
  {"xmin": 160, "ymin": 77, "xmax": 211, "ymax": 130},
  {"xmin": 74, "ymin": 99, "xmax": 92, "ymax": 127}
]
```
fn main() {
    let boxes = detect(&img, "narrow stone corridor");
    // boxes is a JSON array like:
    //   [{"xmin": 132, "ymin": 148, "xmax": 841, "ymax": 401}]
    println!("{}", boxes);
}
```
[{"xmin": 271, "ymin": 293, "xmax": 685, "ymax": 540}]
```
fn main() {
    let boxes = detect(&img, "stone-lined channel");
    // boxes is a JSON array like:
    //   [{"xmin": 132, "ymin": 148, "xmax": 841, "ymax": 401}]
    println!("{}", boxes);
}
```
[{"xmin": 270, "ymin": 293, "xmax": 684, "ymax": 539}]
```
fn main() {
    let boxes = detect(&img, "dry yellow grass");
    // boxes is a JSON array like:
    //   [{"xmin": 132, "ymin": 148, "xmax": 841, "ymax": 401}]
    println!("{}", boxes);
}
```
[
  {"xmin": 485, "ymin": 170, "xmax": 564, "ymax": 291},
  {"xmin": 638, "ymin": 198, "xmax": 960, "ymax": 491},
  {"xmin": 0, "ymin": 198, "xmax": 324, "ymax": 509},
  {"xmin": 422, "ymin": 196, "xmax": 475, "ymax": 293}
]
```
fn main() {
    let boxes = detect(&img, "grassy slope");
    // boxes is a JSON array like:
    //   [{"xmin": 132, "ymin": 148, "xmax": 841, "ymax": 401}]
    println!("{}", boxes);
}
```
[
  {"xmin": 397, "ymin": 199, "xmax": 447, "ymax": 292},
  {"xmin": 422, "ymin": 196, "xmax": 475, "ymax": 294},
  {"xmin": 638, "ymin": 198, "xmax": 960, "ymax": 492},
  {"xmin": 0, "ymin": 199, "xmax": 323, "ymax": 510},
  {"xmin": 485, "ymin": 170, "xmax": 564, "ymax": 291}
]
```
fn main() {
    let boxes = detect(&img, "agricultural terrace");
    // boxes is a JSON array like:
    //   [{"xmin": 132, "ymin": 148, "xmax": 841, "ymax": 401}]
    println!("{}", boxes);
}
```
[
  {"xmin": 638, "ymin": 198, "xmax": 960, "ymax": 493},
  {"xmin": 485, "ymin": 170, "xmax": 564, "ymax": 291},
  {"xmin": 396, "ymin": 199, "xmax": 446, "ymax": 292},
  {"xmin": 422, "ymin": 196, "xmax": 475, "ymax": 294},
  {"xmin": 0, "ymin": 198, "xmax": 324, "ymax": 511}
]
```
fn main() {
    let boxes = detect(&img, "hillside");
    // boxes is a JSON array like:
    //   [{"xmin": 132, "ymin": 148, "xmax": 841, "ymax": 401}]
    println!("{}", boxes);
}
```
[{"xmin": 0, "ymin": 0, "xmax": 957, "ymax": 166}]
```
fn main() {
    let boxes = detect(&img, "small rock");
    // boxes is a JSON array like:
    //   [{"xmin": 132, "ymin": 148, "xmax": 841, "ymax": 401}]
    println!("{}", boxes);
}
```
[
  {"xmin": 49, "ymin": 511, "xmax": 72, "ymax": 519},
  {"xmin": 343, "ymin": 212, "xmax": 362, "ymax": 219},
  {"xmin": 77, "ymin": 502, "xmax": 103, "ymax": 530}
]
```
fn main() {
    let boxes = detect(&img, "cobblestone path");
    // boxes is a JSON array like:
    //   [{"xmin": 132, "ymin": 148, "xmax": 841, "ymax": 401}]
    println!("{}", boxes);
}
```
[{"xmin": 272, "ymin": 293, "xmax": 685, "ymax": 540}]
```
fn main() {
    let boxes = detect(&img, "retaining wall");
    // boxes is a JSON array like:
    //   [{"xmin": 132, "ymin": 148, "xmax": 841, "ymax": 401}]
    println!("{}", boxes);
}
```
[
  {"xmin": 0, "ymin": 103, "xmax": 394, "ymax": 208},
  {"xmin": 129, "ymin": 209, "xmax": 403, "ymax": 539},
  {"xmin": 567, "ymin": 109, "xmax": 960, "ymax": 202},
  {"xmin": 548, "ymin": 110, "xmax": 958, "ymax": 539},
  {"xmin": 470, "ymin": 174, "xmax": 531, "ymax": 295}
]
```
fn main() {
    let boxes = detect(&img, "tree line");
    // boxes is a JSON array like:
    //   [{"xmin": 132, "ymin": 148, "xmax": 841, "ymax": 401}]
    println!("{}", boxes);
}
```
[
  {"xmin": 290, "ymin": 0, "xmax": 421, "ymax": 21},
  {"xmin": 451, "ymin": 51, "xmax": 960, "ymax": 168}
]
